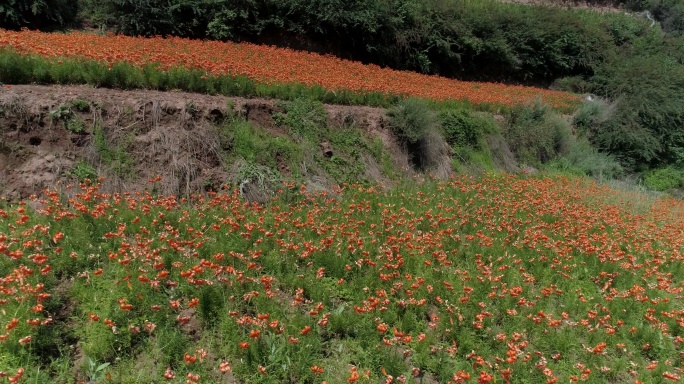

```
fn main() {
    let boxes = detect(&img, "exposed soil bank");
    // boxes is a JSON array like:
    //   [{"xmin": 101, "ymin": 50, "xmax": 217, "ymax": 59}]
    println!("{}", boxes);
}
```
[{"xmin": 0, "ymin": 84, "xmax": 411, "ymax": 200}]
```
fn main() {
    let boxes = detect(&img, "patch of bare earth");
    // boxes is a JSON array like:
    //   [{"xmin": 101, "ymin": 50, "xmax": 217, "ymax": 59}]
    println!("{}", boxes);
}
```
[{"xmin": 0, "ymin": 84, "xmax": 409, "ymax": 200}]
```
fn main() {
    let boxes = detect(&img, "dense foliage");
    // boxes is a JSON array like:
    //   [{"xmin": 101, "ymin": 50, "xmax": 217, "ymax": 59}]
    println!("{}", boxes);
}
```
[
  {"xmin": 70, "ymin": 0, "xmax": 682, "ymax": 81},
  {"xmin": 587, "ymin": 51, "xmax": 684, "ymax": 169},
  {"xmin": 0, "ymin": 0, "xmax": 77, "ymax": 30}
]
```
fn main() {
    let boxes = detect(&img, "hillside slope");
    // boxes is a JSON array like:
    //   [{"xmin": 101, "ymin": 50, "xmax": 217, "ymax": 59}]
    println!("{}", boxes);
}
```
[{"xmin": 0, "ymin": 84, "xmax": 417, "ymax": 200}]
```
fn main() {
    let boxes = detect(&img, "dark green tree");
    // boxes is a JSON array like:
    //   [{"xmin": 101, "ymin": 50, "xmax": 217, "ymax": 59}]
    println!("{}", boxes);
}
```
[{"xmin": 0, "ymin": 0, "xmax": 78, "ymax": 30}]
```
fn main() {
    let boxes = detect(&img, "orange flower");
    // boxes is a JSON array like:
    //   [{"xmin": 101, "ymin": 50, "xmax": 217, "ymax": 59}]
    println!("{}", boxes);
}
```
[
  {"xmin": 249, "ymin": 329, "xmax": 261, "ymax": 338},
  {"xmin": 218, "ymin": 360, "xmax": 231, "ymax": 373},
  {"xmin": 478, "ymin": 371, "xmax": 494, "ymax": 384},
  {"xmin": 5, "ymin": 318, "xmax": 18, "ymax": 331},
  {"xmin": 163, "ymin": 367, "xmax": 175, "ymax": 379},
  {"xmin": 183, "ymin": 354, "xmax": 197, "ymax": 364},
  {"xmin": 348, "ymin": 366, "xmax": 360, "ymax": 382},
  {"xmin": 144, "ymin": 321, "xmax": 157, "ymax": 333},
  {"xmin": 591, "ymin": 342, "xmax": 607, "ymax": 354},
  {"xmin": 453, "ymin": 370, "xmax": 471, "ymax": 383}
]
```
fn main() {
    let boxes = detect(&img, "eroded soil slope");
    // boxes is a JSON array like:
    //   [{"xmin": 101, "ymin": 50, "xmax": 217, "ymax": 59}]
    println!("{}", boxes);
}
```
[{"xmin": 0, "ymin": 85, "xmax": 407, "ymax": 200}]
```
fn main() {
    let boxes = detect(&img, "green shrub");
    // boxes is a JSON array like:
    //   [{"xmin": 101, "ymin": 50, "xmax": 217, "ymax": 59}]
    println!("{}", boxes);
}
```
[
  {"xmin": 440, "ymin": 108, "xmax": 498, "ymax": 150},
  {"xmin": 66, "ymin": 117, "xmax": 85, "ymax": 134},
  {"xmin": 93, "ymin": 125, "xmax": 134, "ymax": 178},
  {"xmin": 219, "ymin": 117, "xmax": 302, "ymax": 178},
  {"xmin": 66, "ymin": 161, "xmax": 98, "ymax": 181},
  {"xmin": 388, "ymin": 98, "xmax": 450, "ymax": 172},
  {"xmin": 551, "ymin": 76, "xmax": 593, "ymax": 94},
  {"xmin": 572, "ymin": 98, "xmax": 615, "ymax": 134},
  {"xmin": 273, "ymin": 98, "xmax": 328, "ymax": 142},
  {"xmin": 624, "ymin": 0, "xmax": 684, "ymax": 36},
  {"xmin": 589, "ymin": 53, "xmax": 684, "ymax": 169},
  {"xmin": 548, "ymin": 140, "xmax": 624, "ymax": 180},
  {"xmin": 1, "ymin": 0, "xmax": 78, "ymax": 30},
  {"xmin": 388, "ymin": 98, "xmax": 438, "ymax": 144},
  {"xmin": 503, "ymin": 100, "xmax": 573, "ymax": 165},
  {"xmin": 643, "ymin": 166, "xmax": 684, "ymax": 191}
]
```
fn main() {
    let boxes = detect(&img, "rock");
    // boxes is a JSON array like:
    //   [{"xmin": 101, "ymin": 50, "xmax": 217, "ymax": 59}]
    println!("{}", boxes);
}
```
[{"xmin": 320, "ymin": 141, "xmax": 333, "ymax": 157}]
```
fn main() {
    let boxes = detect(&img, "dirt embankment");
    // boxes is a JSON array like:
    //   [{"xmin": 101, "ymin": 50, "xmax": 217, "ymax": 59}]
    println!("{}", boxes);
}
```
[{"xmin": 0, "ymin": 84, "xmax": 410, "ymax": 200}]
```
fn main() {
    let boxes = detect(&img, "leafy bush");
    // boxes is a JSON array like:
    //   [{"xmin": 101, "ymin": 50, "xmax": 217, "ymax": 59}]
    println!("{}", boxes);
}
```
[
  {"xmin": 66, "ymin": 160, "xmax": 98, "ymax": 181},
  {"xmin": 440, "ymin": 108, "xmax": 498, "ymax": 150},
  {"xmin": 548, "ymin": 140, "xmax": 624, "ymax": 180},
  {"xmin": 503, "ymin": 100, "xmax": 573, "ymax": 165},
  {"xmin": 388, "ymin": 98, "xmax": 449, "ymax": 173},
  {"xmin": 219, "ymin": 117, "xmax": 301, "ymax": 173},
  {"xmin": 643, "ymin": 166, "xmax": 684, "ymax": 191},
  {"xmin": 93, "ymin": 125, "xmax": 134, "ymax": 178},
  {"xmin": 0, "ymin": 0, "xmax": 78, "ymax": 30},
  {"xmin": 439, "ymin": 108, "xmax": 499, "ymax": 170},
  {"xmin": 274, "ymin": 98, "xmax": 328, "ymax": 142},
  {"xmin": 76, "ymin": 0, "xmax": 211, "ymax": 37},
  {"xmin": 388, "ymin": 98, "xmax": 438, "ymax": 144},
  {"xmin": 589, "ymin": 52, "xmax": 684, "ymax": 169},
  {"xmin": 624, "ymin": 0, "xmax": 684, "ymax": 36},
  {"xmin": 572, "ymin": 98, "xmax": 615, "ymax": 134}
]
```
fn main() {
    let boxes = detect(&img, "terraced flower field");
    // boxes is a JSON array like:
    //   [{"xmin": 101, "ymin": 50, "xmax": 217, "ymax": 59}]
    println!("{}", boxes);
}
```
[
  {"xmin": 0, "ymin": 29, "xmax": 580, "ymax": 109},
  {"xmin": 1, "ymin": 175, "xmax": 683, "ymax": 383}
]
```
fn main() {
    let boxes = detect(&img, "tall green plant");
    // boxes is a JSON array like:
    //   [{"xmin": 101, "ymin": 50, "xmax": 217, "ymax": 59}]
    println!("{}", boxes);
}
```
[
  {"xmin": 388, "ymin": 98, "xmax": 449, "ymax": 171},
  {"xmin": 273, "ymin": 98, "xmax": 328, "ymax": 142},
  {"xmin": 504, "ymin": 100, "xmax": 573, "ymax": 165},
  {"xmin": 589, "ymin": 53, "xmax": 684, "ymax": 169},
  {"xmin": 388, "ymin": 98, "xmax": 438, "ymax": 144},
  {"xmin": 440, "ymin": 108, "xmax": 498, "ymax": 150}
]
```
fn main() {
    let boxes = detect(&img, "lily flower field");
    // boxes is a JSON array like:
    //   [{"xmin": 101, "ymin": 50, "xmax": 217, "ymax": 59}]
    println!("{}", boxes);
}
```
[
  {"xmin": 1, "ymin": 26, "xmax": 682, "ymax": 384},
  {"xmin": 1, "ymin": 175, "xmax": 683, "ymax": 383},
  {"xmin": 0, "ymin": 29, "xmax": 579, "ymax": 110}
]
